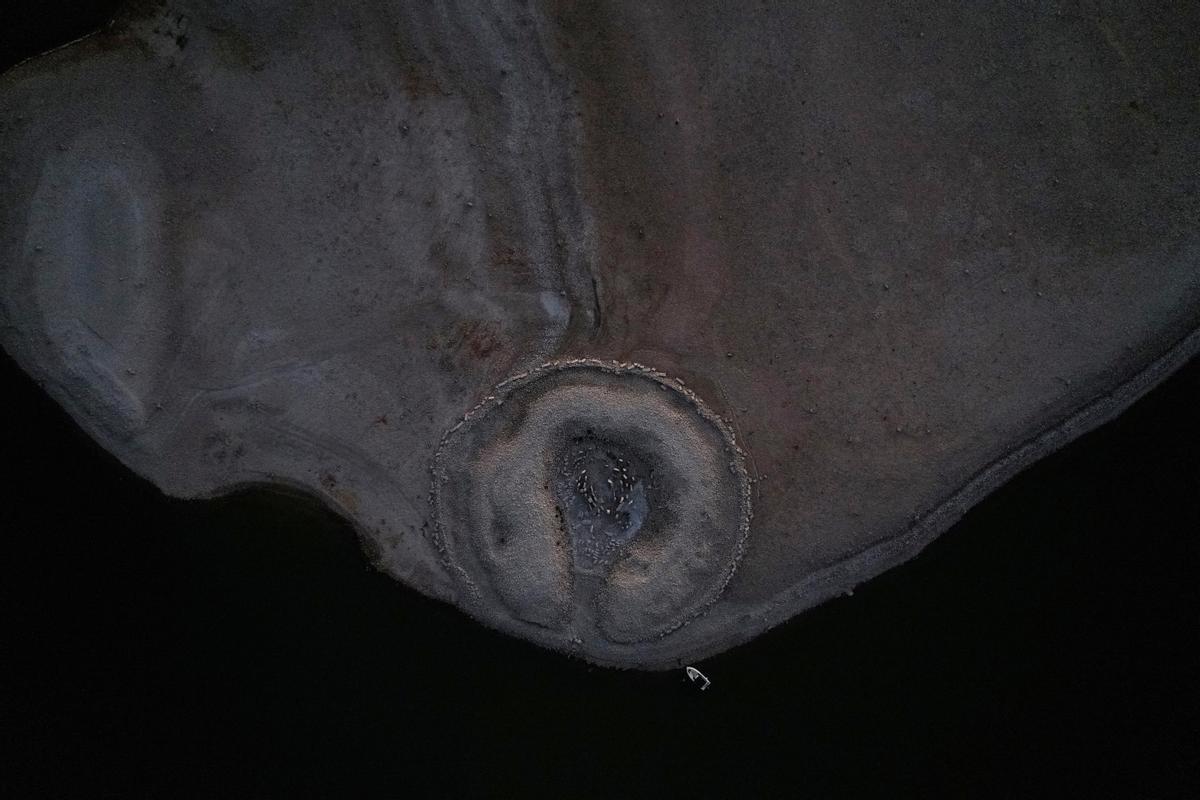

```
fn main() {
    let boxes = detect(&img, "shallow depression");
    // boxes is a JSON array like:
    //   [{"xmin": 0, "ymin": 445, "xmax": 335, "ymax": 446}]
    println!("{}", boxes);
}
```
[
  {"xmin": 554, "ymin": 435, "xmax": 651, "ymax": 573},
  {"xmin": 432, "ymin": 360, "xmax": 752, "ymax": 663}
]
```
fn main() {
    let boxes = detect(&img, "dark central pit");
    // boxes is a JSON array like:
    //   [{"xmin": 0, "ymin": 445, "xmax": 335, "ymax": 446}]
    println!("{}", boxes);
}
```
[
  {"xmin": 554, "ymin": 435, "xmax": 651, "ymax": 572},
  {"xmin": 434, "ymin": 360, "xmax": 752, "ymax": 655}
]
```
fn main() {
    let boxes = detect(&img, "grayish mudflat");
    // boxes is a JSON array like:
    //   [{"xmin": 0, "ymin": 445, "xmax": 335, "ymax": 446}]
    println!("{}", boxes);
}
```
[{"xmin": 1, "ymin": 0, "xmax": 1197, "ymax": 667}]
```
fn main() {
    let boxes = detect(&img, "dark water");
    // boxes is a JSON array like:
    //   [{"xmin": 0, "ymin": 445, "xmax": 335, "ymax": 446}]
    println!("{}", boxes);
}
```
[
  {"xmin": 7, "ymin": 352, "xmax": 1198, "ymax": 799},
  {"xmin": 3, "ymin": 6, "xmax": 1198, "ymax": 797}
]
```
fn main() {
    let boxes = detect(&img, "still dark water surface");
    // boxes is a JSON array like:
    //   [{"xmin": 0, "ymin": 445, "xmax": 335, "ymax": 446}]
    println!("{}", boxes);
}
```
[
  {"xmin": 5, "ymin": 327, "xmax": 1199, "ymax": 799},
  {"xmin": 3, "ymin": 5, "xmax": 1199, "ymax": 798}
]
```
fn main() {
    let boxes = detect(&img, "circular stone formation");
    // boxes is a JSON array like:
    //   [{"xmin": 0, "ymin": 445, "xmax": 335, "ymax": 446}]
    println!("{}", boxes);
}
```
[{"xmin": 432, "ymin": 360, "xmax": 752, "ymax": 661}]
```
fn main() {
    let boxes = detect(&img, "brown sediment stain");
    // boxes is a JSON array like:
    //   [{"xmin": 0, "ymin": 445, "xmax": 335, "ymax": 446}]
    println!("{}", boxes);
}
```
[
  {"xmin": 456, "ymin": 319, "xmax": 504, "ymax": 360},
  {"xmin": 320, "ymin": 471, "xmax": 360, "ymax": 514},
  {"xmin": 333, "ymin": 487, "xmax": 359, "ymax": 513},
  {"xmin": 426, "ymin": 318, "xmax": 509, "ymax": 369},
  {"xmin": 546, "ymin": 2, "xmax": 730, "ymax": 365},
  {"xmin": 397, "ymin": 57, "xmax": 444, "ymax": 100},
  {"xmin": 489, "ymin": 242, "xmax": 533, "ymax": 283}
]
